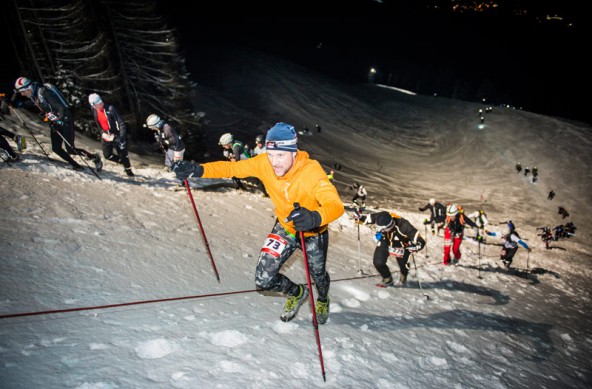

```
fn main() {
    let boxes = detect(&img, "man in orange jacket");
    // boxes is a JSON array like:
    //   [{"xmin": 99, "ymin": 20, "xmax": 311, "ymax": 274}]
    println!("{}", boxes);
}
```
[{"xmin": 173, "ymin": 122, "xmax": 344, "ymax": 324}]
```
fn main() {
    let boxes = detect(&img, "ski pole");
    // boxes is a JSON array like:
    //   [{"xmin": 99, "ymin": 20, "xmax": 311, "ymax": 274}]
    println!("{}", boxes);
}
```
[
  {"xmin": 299, "ymin": 230, "xmax": 327, "ymax": 382},
  {"xmin": 477, "ymin": 239, "xmax": 483, "ymax": 279},
  {"xmin": 184, "ymin": 179, "xmax": 220, "ymax": 283},
  {"xmin": 54, "ymin": 129, "xmax": 102, "ymax": 180},
  {"xmin": 424, "ymin": 224, "xmax": 430, "ymax": 258},
  {"xmin": 526, "ymin": 249, "xmax": 530, "ymax": 271},
  {"xmin": 356, "ymin": 217, "xmax": 365, "ymax": 275},
  {"xmin": 8, "ymin": 104, "xmax": 53, "ymax": 161},
  {"xmin": 411, "ymin": 253, "xmax": 429, "ymax": 300}
]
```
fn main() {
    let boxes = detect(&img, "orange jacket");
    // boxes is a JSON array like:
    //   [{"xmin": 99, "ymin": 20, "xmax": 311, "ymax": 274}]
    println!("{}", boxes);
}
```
[{"xmin": 202, "ymin": 151, "xmax": 344, "ymax": 237}]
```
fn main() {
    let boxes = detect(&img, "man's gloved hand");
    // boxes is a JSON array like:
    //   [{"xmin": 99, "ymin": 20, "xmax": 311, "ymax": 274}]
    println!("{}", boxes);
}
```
[
  {"xmin": 286, "ymin": 206, "xmax": 322, "ymax": 231},
  {"xmin": 171, "ymin": 161, "xmax": 203, "ymax": 181},
  {"xmin": 423, "ymin": 219, "xmax": 430, "ymax": 225}
]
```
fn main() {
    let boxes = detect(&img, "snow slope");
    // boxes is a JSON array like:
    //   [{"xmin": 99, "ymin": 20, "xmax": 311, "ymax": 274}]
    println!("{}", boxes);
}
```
[{"xmin": 1, "ymin": 49, "xmax": 591, "ymax": 388}]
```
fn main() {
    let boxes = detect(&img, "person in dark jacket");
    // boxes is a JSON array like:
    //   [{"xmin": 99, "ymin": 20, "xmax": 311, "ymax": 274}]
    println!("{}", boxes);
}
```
[
  {"xmin": 145, "ymin": 114, "xmax": 185, "ymax": 169},
  {"xmin": 486, "ymin": 223, "xmax": 530, "ymax": 268},
  {"xmin": 443, "ymin": 204, "xmax": 479, "ymax": 265},
  {"xmin": 0, "ymin": 126, "xmax": 25, "ymax": 162},
  {"xmin": 418, "ymin": 198, "xmax": 446, "ymax": 235},
  {"xmin": 13, "ymin": 77, "xmax": 101, "ymax": 171},
  {"xmin": 356, "ymin": 211, "xmax": 425, "ymax": 287},
  {"xmin": 88, "ymin": 94, "xmax": 134, "ymax": 176}
]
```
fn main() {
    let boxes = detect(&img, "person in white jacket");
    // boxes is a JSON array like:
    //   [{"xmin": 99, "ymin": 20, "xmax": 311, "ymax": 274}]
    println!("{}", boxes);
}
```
[
  {"xmin": 467, "ymin": 209, "xmax": 488, "ymax": 237},
  {"xmin": 486, "ymin": 223, "xmax": 531, "ymax": 269}
]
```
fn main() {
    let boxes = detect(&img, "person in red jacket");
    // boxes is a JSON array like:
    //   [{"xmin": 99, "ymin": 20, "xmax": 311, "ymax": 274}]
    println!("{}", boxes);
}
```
[
  {"xmin": 172, "ymin": 122, "xmax": 344, "ymax": 324},
  {"xmin": 88, "ymin": 93, "xmax": 134, "ymax": 176},
  {"xmin": 443, "ymin": 204, "xmax": 479, "ymax": 265}
]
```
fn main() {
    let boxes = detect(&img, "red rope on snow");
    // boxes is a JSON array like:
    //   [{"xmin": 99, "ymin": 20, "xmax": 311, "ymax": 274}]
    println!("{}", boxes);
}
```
[{"xmin": 0, "ymin": 273, "xmax": 382, "ymax": 320}]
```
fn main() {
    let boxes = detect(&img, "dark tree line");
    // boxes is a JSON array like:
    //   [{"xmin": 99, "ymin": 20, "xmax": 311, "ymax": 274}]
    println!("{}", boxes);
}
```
[{"xmin": 5, "ymin": 0, "xmax": 205, "ymax": 157}]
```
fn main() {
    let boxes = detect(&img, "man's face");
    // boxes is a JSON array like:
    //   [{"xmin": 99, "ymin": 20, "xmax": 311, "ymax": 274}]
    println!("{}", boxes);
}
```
[
  {"xmin": 18, "ymin": 88, "xmax": 33, "ymax": 98},
  {"xmin": 222, "ymin": 143, "xmax": 231, "ymax": 149},
  {"xmin": 267, "ymin": 150, "xmax": 296, "ymax": 177}
]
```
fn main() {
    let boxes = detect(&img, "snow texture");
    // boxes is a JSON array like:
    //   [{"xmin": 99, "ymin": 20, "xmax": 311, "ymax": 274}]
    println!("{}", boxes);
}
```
[{"xmin": 1, "ymin": 50, "xmax": 591, "ymax": 388}]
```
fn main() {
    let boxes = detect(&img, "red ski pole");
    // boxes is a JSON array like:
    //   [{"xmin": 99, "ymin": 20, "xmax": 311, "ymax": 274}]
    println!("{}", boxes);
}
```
[
  {"xmin": 184, "ymin": 179, "xmax": 220, "ymax": 283},
  {"xmin": 299, "ymin": 230, "xmax": 327, "ymax": 382}
]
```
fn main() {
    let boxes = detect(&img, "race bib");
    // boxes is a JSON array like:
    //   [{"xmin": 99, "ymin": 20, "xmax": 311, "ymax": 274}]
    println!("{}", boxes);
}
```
[
  {"xmin": 388, "ymin": 247, "xmax": 405, "ymax": 257},
  {"xmin": 261, "ymin": 233, "xmax": 288, "ymax": 258},
  {"xmin": 102, "ymin": 132, "xmax": 115, "ymax": 142}
]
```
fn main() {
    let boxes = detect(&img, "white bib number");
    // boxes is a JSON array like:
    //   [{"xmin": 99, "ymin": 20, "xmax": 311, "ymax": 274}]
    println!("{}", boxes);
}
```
[
  {"xmin": 262, "ymin": 233, "xmax": 288, "ymax": 258},
  {"xmin": 388, "ymin": 247, "xmax": 405, "ymax": 258}
]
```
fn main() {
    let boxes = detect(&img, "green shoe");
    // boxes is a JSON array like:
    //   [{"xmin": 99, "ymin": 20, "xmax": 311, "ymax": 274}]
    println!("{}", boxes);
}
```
[
  {"xmin": 14, "ymin": 135, "xmax": 26, "ymax": 151},
  {"xmin": 315, "ymin": 298, "xmax": 330, "ymax": 325},
  {"xmin": 280, "ymin": 285, "xmax": 309, "ymax": 322}
]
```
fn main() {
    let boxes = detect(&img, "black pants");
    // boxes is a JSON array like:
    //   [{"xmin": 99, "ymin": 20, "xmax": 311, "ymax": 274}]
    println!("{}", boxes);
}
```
[
  {"xmin": 102, "ymin": 139, "xmax": 131, "ymax": 169},
  {"xmin": 373, "ymin": 240, "xmax": 410, "ymax": 279},
  {"xmin": 501, "ymin": 247, "xmax": 518, "ymax": 264},
  {"xmin": 50, "ymin": 122, "xmax": 94, "ymax": 167},
  {"xmin": 255, "ymin": 221, "xmax": 330, "ymax": 301}
]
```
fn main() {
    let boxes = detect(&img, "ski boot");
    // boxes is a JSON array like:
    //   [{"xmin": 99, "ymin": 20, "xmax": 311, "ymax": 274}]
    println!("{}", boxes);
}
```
[{"xmin": 315, "ymin": 298, "xmax": 330, "ymax": 325}]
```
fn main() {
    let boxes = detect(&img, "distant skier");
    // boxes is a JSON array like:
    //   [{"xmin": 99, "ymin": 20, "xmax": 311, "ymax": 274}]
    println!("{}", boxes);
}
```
[
  {"xmin": 486, "ymin": 223, "xmax": 530, "ymax": 269},
  {"xmin": 418, "ymin": 198, "xmax": 446, "ymax": 235},
  {"xmin": 515, "ymin": 162, "xmax": 522, "ymax": 173},
  {"xmin": 88, "ymin": 93, "xmax": 134, "ymax": 176},
  {"xmin": 252, "ymin": 134, "xmax": 266, "ymax": 156},
  {"xmin": 316, "ymin": 124, "xmax": 321, "ymax": 133},
  {"xmin": 443, "ymin": 204, "xmax": 479, "ymax": 266},
  {"xmin": 354, "ymin": 211, "xmax": 425, "ymax": 287},
  {"xmin": 218, "ymin": 132, "xmax": 250, "ymax": 190},
  {"xmin": 145, "ymin": 114, "xmax": 185, "ymax": 169},
  {"xmin": 558, "ymin": 206, "xmax": 570, "ymax": 219},
  {"xmin": 548, "ymin": 190, "xmax": 555, "ymax": 200},
  {"xmin": 524, "ymin": 166, "xmax": 530, "ymax": 176},
  {"xmin": 13, "ymin": 77, "xmax": 102, "ymax": 171},
  {"xmin": 352, "ymin": 183, "xmax": 367, "ymax": 208},
  {"xmin": 467, "ymin": 209, "xmax": 489, "ymax": 237},
  {"xmin": 532, "ymin": 166, "xmax": 538, "ymax": 183},
  {"xmin": 327, "ymin": 170, "xmax": 334, "ymax": 183}
]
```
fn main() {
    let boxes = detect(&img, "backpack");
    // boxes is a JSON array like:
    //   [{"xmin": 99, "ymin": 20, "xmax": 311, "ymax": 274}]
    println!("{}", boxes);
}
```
[
  {"xmin": 43, "ymin": 83, "xmax": 69, "ymax": 108},
  {"xmin": 232, "ymin": 141, "xmax": 251, "ymax": 160}
]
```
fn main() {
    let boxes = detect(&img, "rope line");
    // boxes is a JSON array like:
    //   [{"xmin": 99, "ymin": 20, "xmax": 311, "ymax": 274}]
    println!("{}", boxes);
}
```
[{"xmin": 0, "ymin": 273, "xmax": 382, "ymax": 320}]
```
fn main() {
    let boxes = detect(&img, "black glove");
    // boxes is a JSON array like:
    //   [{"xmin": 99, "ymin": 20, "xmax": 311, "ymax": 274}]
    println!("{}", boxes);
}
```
[
  {"xmin": 171, "ymin": 161, "xmax": 203, "ymax": 181},
  {"xmin": 286, "ymin": 206, "xmax": 322, "ymax": 231}
]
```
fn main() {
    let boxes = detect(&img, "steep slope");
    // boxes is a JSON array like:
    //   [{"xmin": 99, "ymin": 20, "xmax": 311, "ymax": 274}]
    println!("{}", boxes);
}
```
[{"xmin": 195, "ymin": 47, "xmax": 591, "ymax": 238}]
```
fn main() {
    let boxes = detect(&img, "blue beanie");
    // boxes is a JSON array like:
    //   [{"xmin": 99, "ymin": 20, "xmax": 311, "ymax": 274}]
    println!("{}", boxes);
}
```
[{"xmin": 265, "ymin": 122, "xmax": 298, "ymax": 152}]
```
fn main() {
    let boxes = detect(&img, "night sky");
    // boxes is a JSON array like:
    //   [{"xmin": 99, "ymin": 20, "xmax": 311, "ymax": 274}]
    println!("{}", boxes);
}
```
[
  {"xmin": 163, "ymin": 0, "xmax": 589, "ymax": 123},
  {"xmin": 2, "ymin": 1, "xmax": 587, "ymax": 123}
]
